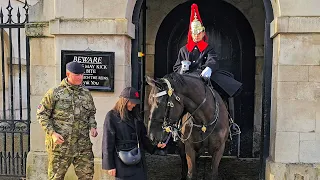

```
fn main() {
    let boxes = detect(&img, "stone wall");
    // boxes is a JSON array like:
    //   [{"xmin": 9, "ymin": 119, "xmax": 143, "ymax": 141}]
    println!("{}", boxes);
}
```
[
  {"xmin": 26, "ymin": 0, "xmax": 135, "ymax": 179},
  {"xmin": 266, "ymin": 0, "xmax": 320, "ymax": 178},
  {"xmin": 23, "ymin": 0, "xmax": 320, "ymax": 179}
]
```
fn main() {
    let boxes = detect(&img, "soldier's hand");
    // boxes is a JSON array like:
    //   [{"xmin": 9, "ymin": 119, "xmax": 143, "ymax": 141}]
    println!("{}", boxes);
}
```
[
  {"xmin": 90, "ymin": 128, "xmax": 98, "ymax": 137},
  {"xmin": 52, "ymin": 132, "xmax": 64, "ymax": 144},
  {"xmin": 107, "ymin": 169, "xmax": 116, "ymax": 177}
]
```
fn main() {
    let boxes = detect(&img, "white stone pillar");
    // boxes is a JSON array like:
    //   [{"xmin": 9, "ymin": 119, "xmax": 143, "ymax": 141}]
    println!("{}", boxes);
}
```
[
  {"xmin": 26, "ymin": 0, "xmax": 135, "ymax": 179},
  {"xmin": 266, "ymin": 15, "xmax": 320, "ymax": 180}
]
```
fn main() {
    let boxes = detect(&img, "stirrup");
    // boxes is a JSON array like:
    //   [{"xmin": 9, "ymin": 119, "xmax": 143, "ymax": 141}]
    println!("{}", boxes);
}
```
[{"xmin": 229, "ymin": 119, "xmax": 241, "ymax": 140}]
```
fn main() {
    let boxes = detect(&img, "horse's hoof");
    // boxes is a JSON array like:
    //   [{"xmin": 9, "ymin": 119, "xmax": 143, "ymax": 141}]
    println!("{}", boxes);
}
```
[{"xmin": 186, "ymin": 174, "xmax": 194, "ymax": 180}]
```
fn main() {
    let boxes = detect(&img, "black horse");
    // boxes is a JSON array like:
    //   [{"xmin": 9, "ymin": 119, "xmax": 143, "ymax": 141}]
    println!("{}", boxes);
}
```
[{"xmin": 146, "ymin": 72, "xmax": 229, "ymax": 180}]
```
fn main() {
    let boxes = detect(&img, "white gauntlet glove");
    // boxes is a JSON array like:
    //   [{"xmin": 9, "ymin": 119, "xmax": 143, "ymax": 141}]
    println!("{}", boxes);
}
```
[
  {"xmin": 200, "ymin": 67, "xmax": 212, "ymax": 79},
  {"xmin": 179, "ymin": 60, "xmax": 191, "ymax": 74}
]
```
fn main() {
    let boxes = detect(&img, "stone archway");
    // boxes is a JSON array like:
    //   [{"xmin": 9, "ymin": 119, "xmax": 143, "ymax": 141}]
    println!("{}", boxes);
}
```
[
  {"xmin": 154, "ymin": 0, "xmax": 256, "ymax": 157},
  {"xmin": 145, "ymin": 0, "xmax": 268, "ymax": 159}
]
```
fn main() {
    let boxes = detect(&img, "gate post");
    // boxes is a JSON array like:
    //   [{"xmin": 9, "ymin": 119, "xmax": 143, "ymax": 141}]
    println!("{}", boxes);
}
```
[{"xmin": 25, "ymin": 0, "xmax": 136, "ymax": 179}]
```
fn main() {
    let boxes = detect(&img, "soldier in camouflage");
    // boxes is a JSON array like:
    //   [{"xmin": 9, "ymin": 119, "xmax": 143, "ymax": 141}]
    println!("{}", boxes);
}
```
[{"xmin": 37, "ymin": 61, "xmax": 98, "ymax": 180}]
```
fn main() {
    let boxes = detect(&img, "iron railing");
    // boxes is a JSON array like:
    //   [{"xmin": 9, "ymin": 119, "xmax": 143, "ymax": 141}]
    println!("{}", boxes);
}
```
[{"xmin": 0, "ymin": 0, "xmax": 30, "ymax": 178}]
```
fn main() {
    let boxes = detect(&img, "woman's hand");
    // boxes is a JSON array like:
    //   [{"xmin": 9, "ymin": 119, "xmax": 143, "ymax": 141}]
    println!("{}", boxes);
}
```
[
  {"xmin": 107, "ymin": 169, "xmax": 116, "ymax": 177},
  {"xmin": 157, "ymin": 142, "xmax": 166, "ymax": 149}
]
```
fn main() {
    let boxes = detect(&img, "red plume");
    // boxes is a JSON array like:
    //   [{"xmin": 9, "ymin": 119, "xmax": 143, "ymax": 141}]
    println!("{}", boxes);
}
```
[{"xmin": 190, "ymin": 4, "xmax": 203, "ymax": 25}]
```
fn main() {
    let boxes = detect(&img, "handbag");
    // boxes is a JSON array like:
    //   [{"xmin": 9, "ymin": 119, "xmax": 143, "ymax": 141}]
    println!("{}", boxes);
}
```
[{"xmin": 116, "ymin": 119, "xmax": 141, "ymax": 165}]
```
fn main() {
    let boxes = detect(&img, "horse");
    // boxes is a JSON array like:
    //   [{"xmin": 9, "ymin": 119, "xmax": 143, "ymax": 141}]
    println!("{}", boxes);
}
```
[{"xmin": 146, "ymin": 72, "xmax": 229, "ymax": 180}]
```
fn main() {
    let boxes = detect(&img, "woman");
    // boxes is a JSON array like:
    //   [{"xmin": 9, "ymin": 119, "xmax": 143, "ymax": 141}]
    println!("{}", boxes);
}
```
[{"xmin": 102, "ymin": 87, "xmax": 166, "ymax": 180}]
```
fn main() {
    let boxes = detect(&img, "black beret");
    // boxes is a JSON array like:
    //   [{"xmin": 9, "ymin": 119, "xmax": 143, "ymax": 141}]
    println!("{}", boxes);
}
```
[{"xmin": 66, "ymin": 61, "xmax": 85, "ymax": 74}]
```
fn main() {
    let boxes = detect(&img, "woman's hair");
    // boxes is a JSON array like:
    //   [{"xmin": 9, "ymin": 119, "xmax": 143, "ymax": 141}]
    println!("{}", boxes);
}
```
[{"xmin": 113, "ymin": 97, "xmax": 141, "ymax": 120}]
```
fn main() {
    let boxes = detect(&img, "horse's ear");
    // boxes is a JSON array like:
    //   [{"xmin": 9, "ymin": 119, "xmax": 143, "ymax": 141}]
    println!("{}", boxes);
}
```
[
  {"xmin": 154, "ymin": 79, "xmax": 163, "ymax": 89},
  {"xmin": 146, "ymin": 76, "xmax": 163, "ymax": 89},
  {"xmin": 146, "ymin": 76, "xmax": 156, "ymax": 87}
]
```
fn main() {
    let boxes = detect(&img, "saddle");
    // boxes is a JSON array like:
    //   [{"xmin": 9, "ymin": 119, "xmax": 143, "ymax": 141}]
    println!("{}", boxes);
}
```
[
  {"xmin": 184, "ymin": 69, "xmax": 234, "ymax": 78},
  {"xmin": 182, "ymin": 70, "xmax": 214, "ymax": 90},
  {"xmin": 181, "ymin": 70, "xmax": 240, "ymax": 140}
]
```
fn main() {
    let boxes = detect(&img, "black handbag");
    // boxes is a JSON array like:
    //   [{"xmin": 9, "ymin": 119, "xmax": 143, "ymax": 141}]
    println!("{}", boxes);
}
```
[{"xmin": 116, "ymin": 119, "xmax": 141, "ymax": 165}]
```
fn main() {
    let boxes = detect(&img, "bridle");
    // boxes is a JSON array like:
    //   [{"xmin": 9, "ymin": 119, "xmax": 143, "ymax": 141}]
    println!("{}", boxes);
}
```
[{"xmin": 151, "ymin": 77, "xmax": 220, "ymax": 143}]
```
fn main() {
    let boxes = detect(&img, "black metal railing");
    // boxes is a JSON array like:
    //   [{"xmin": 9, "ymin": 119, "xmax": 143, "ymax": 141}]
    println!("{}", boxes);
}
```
[
  {"xmin": 0, "ymin": 0, "xmax": 30, "ymax": 178},
  {"xmin": 0, "ymin": 151, "xmax": 27, "ymax": 176}
]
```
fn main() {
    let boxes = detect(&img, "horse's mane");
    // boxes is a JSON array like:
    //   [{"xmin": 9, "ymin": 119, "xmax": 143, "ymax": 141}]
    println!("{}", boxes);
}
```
[
  {"xmin": 164, "ymin": 72, "xmax": 204, "ymax": 90},
  {"xmin": 148, "ymin": 72, "xmax": 203, "ymax": 105},
  {"xmin": 148, "ymin": 72, "xmax": 186, "ymax": 106},
  {"xmin": 163, "ymin": 72, "xmax": 186, "ymax": 89}
]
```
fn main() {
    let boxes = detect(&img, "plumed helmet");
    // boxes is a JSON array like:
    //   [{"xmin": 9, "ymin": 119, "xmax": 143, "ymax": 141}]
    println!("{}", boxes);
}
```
[{"xmin": 189, "ymin": 4, "xmax": 205, "ymax": 35}]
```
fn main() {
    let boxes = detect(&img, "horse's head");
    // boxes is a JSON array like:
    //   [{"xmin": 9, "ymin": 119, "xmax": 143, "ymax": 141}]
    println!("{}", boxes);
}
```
[{"xmin": 146, "ymin": 75, "xmax": 185, "ymax": 143}]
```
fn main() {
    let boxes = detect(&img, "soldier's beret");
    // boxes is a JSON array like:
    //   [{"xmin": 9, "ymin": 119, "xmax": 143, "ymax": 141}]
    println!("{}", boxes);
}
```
[{"xmin": 66, "ymin": 61, "xmax": 85, "ymax": 74}]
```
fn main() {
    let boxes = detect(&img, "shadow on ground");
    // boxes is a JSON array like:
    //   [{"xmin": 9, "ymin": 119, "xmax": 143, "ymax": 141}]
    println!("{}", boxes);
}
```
[{"xmin": 146, "ymin": 154, "xmax": 259, "ymax": 180}]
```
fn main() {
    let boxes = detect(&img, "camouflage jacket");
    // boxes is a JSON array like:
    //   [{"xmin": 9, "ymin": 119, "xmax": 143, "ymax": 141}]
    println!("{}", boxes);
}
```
[{"xmin": 37, "ymin": 78, "xmax": 97, "ymax": 154}]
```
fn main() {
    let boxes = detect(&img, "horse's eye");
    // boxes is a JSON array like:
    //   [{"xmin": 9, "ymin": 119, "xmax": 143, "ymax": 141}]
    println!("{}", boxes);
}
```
[
  {"xmin": 158, "ymin": 100, "xmax": 167, "ymax": 106},
  {"xmin": 157, "ymin": 99, "xmax": 163, "ymax": 105}
]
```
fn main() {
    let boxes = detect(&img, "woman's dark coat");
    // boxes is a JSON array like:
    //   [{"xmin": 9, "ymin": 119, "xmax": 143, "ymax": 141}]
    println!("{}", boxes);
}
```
[
  {"xmin": 173, "ymin": 45, "xmax": 242, "ymax": 97},
  {"xmin": 102, "ymin": 110, "xmax": 155, "ymax": 180}
]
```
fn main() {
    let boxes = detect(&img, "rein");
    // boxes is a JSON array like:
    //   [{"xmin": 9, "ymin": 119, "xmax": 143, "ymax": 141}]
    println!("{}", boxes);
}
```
[
  {"xmin": 152, "ymin": 77, "xmax": 219, "ymax": 143},
  {"xmin": 178, "ymin": 85, "xmax": 220, "ymax": 143}
]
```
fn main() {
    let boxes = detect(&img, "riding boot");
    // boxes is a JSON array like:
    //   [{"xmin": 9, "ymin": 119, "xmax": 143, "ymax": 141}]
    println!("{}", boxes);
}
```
[{"xmin": 228, "ymin": 97, "xmax": 235, "ymax": 120}]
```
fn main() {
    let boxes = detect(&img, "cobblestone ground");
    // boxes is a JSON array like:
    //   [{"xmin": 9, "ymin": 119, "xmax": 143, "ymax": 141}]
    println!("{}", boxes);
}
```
[{"xmin": 146, "ymin": 154, "xmax": 260, "ymax": 180}]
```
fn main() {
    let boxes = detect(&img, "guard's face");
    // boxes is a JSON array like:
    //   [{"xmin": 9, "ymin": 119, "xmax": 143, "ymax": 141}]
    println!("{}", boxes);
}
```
[
  {"xmin": 191, "ymin": 31, "xmax": 205, "ymax": 43},
  {"xmin": 66, "ymin": 71, "xmax": 84, "ymax": 85}
]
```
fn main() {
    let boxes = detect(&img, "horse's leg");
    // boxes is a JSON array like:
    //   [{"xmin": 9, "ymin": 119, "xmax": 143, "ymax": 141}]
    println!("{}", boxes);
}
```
[
  {"xmin": 178, "ymin": 141, "xmax": 188, "ymax": 180},
  {"xmin": 180, "ymin": 113, "xmax": 195, "ymax": 180},
  {"xmin": 185, "ymin": 142, "xmax": 197, "ymax": 180},
  {"xmin": 209, "ymin": 128, "xmax": 228, "ymax": 180},
  {"xmin": 210, "ymin": 141, "xmax": 226, "ymax": 180}
]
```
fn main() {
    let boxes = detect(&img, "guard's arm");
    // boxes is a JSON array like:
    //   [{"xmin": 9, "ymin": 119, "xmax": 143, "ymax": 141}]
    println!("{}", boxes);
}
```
[
  {"xmin": 173, "ymin": 48, "xmax": 187, "ymax": 73},
  {"xmin": 202, "ymin": 47, "xmax": 219, "ymax": 73},
  {"xmin": 37, "ymin": 89, "xmax": 56, "ymax": 136},
  {"xmin": 88, "ymin": 94, "xmax": 97, "ymax": 129}
]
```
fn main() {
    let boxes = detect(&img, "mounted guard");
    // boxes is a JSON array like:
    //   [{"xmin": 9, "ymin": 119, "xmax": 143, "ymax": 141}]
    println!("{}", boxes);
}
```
[{"xmin": 173, "ymin": 3, "xmax": 242, "ymax": 100}]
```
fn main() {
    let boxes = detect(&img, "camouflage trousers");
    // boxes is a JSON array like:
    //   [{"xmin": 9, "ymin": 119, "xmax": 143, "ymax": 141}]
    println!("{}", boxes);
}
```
[{"xmin": 48, "ymin": 151, "xmax": 94, "ymax": 180}]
